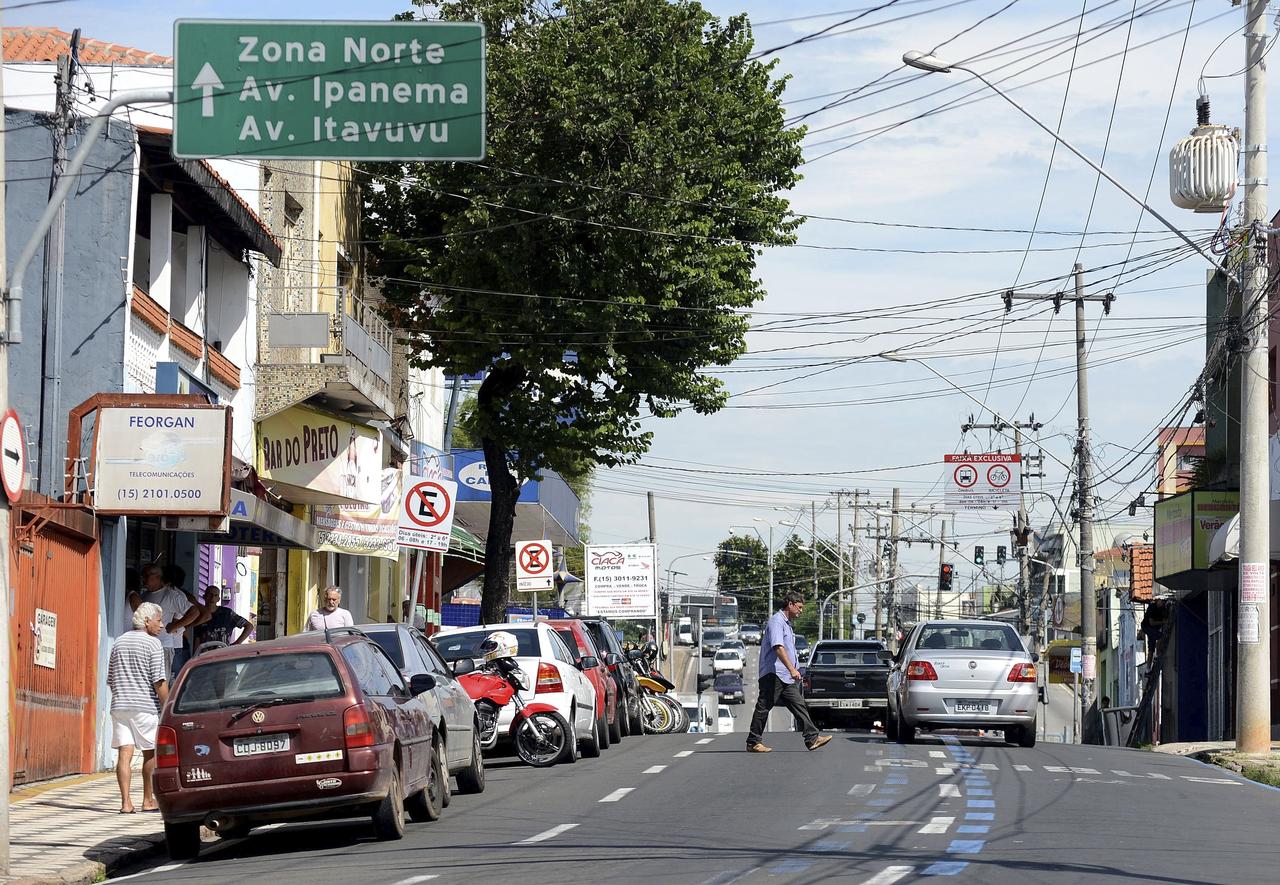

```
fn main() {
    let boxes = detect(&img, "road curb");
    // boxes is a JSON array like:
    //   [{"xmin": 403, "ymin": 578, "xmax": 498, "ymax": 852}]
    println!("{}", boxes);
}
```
[
  {"xmin": 1181, "ymin": 749, "xmax": 1280, "ymax": 794},
  {"xmin": 4, "ymin": 832, "xmax": 167, "ymax": 885}
]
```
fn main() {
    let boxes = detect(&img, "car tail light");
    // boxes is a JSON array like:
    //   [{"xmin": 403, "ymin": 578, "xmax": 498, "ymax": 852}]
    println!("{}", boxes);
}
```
[
  {"xmin": 344, "ymin": 704, "xmax": 375, "ymax": 749},
  {"xmin": 906, "ymin": 661, "xmax": 938, "ymax": 681},
  {"xmin": 1008, "ymin": 663, "xmax": 1038, "ymax": 683},
  {"xmin": 155, "ymin": 726, "xmax": 179, "ymax": 768},
  {"xmin": 535, "ymin": 662, "xmax": 564, "ymax": 694}
]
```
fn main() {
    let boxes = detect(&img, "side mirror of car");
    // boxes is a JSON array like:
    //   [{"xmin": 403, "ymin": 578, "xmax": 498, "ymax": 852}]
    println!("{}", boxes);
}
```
[
  {"xmin": 604, "ymin": 653, "xmax": 622, "ymax": 667},
  {"xmin": 451, "ymin": 658, "xmax": 477, "ymax": 677},
  {"xmin": 627, "ymin": 648, "xmax": 644, "ymax": 661},
  {"xmin": 578, "ymin": 655, "xmax": 599, "ymax": 670},
  {"xmin": 409, "ymin": 673, "xmax": 437, "ymax": 694},
  {"xmin": 876, "ymin": 649, "xmax": 894, "ymax": 663}
]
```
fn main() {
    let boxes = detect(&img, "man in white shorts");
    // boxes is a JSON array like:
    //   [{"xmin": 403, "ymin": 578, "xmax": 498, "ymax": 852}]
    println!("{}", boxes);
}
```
[{"xmin": 107, "ymin": 602, "xmax": 169, "ymax": 813}]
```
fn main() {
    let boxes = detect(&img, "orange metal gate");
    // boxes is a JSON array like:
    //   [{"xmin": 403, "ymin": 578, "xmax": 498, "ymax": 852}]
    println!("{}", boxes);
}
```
[{"xmin": 10, "ymin": 507, "xmax": 100, "ymax": 786}]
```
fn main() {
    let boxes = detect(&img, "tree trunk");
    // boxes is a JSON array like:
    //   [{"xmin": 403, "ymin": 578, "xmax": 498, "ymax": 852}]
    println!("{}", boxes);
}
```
[
  {"xmin": 475, "ymin": 364, "xmax": 527, "ymax": 625},
  {"xmin": 479, "ymin": 432, "xmax": 521, "ymax": 624}
]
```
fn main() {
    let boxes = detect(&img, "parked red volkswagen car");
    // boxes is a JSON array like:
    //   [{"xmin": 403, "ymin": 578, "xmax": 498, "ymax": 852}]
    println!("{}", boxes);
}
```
[
  {"xmin": 546, "ymin": 618, "xmax": 620, "ymax": 749},
  {"xmin": 153, "ymin": 629, "xmax": 443, "ymax": 859}
]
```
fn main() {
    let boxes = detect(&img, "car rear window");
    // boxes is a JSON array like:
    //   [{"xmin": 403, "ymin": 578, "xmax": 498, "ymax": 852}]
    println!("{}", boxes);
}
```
[
  {"xmin": 916, "ymin": 624, "xmax": 1021, "ymax": 652},
  {"xmin": 175, "ymin": 652, "xmax": 344, "ymax": 713},
  {"xmin": 555, "ymin": 630, "xmax": 585, "ymax": 658},
  {"xmin": 703, "ymin": 630, "xmax": 726, "ymax": 641},
  {"xmin": 715, "ymin": 674, "xmax": 741, "ymax": 688},
  {"xmin": 714, "ymin": 650, "xmax": 736, "ymax": 659},
  {"xmin": 811, "ymin": 643, "xmax": 883, "ymax": 666},
  {"xmin": 436, "ymin": 628, "xmax": 540, "ymax": 662}
]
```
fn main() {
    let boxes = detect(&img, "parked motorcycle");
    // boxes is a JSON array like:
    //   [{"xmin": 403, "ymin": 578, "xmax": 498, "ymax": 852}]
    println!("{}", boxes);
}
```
[
  {"xmin": 456, "ymin": 631, "xmax": 575, "ymax": 767},
  {"xmin": 627, "ymin": 643, "xmax": 688, "ymax": 734}
]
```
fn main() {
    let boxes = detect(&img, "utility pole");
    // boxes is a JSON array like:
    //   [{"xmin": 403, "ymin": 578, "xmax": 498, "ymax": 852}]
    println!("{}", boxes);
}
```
[
  {"xmin": 37, "ymin": 36, "xmax": 76, "ymax": 496},
  {"xmin": 1073, "ymin": 264, "xmax": 1098, "ymax": 740},
  {"xmin": 872, "ymin": 510, "xmax": 883, "ymax": 639},
  {"xmin": 836, "ymin": 492, "xmax": 844, "ymax": 639},
  {"xmin": 1237, "ymin": 0, "xmax": 1271, "ymax": 754},
  {"xmin": 1006, "ymin": 265, "xmax": 1112, "ymax": 740},
  {"xmin": 0, "ymin": 23, "xmax": 11, "ymax": 877},
  {"xmin": 850, "ymin": 492, "xmax": 862, "ymax": 637},
  {"xmin": 888, "ymin": 488, "xmax": 901, "ymax": 630}
]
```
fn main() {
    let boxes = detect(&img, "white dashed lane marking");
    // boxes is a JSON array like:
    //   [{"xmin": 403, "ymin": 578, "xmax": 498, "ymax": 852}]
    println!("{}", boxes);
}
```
[
  {"xmin": 918, "ymin": 816, "xmax": 955, "ymax": 835},
  {"xmin": 517, "ymin": 824, "xmax": 578, "ymax": 844},
  {"xmin": 860, "ymin": 866, "xmax": 914, "ymax": 884},
  {"xmin": 393, "ymin": 877, "xmax": 439, "ymax": 885},
  {"xmin": 600, "ymin": 788, "xmax": 635, "ymax": 803},
  {"xmin": 939, "ymin": 784, "xmax": 961, "ymax": 797},
  {"xmin": 849, "ymin": 784, "xmax": 875, "ymax": 796},
  {"xmin": 696, "ymin": 738, "xmax": 715, "ymax": 745},
  {"xmin": 675, "ymin": 750, "xmax": 694, "ymax": 758},
  {"xmin": 643, "ymin": 765, "xmax": 667, "ymax": 774}
]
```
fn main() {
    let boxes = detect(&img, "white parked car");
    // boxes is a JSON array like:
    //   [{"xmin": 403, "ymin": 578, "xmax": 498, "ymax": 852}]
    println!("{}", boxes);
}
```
[
  {"xmin": 434, "ymin": 622, "xmax": 600, "ymax": 755},
  {"xmin": 712, "ymin": 649, "xmax": 744, "ymax": 673},
  {"xmin": 716, "ymin": 707, "xmax": 736, "ymax": 734}
]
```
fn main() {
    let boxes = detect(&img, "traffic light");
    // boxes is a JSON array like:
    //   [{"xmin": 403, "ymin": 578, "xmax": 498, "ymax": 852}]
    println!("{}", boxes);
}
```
[
  {"xmin": 974, "ymin": 545, "xmax": 985, "ymax": 566},
  {"xmin": 939, "ymin": 562, "xmax": 954, "ymax": 594},
  {"xmin": 996, "ymin": 545, "xmax": 1007, "ymax": 565},
  {"xmin": 696, "ymin": 673, "xmax": 715, "ymax": 694}
]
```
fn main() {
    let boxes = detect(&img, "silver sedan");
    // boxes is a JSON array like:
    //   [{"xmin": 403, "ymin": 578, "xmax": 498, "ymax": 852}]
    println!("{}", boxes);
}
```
[{"xmin": 883, "ymin": 619, "xmax": 1039, "ymax": 747}]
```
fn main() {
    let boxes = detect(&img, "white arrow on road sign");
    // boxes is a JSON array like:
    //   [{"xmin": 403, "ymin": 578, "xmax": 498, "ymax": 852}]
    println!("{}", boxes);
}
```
[{"xmin": 192, "ymin": 62, "xmax": 224, "ymax": 118}]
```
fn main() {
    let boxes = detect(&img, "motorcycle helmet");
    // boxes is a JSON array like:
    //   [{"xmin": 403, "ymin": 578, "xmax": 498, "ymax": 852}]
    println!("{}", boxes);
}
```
[{"xmin": 479, "ymin": 630, "xmax": 520, "ymax": 663}]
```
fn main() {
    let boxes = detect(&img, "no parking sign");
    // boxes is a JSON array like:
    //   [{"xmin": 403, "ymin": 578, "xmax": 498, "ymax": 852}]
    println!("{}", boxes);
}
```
[{"xmin": 397, "ymin": 474, "xmax": 458, "ymax": 551}]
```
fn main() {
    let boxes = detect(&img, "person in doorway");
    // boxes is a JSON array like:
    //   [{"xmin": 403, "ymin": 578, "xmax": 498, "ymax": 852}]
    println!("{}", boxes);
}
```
[
  {"xmin": 131, "ymin": 564, "xmax": 199, "ymax": 678},
  {"xmin": 107, "ymin": 602, "xmax": 168, "ymax": 813},
  {"xmin": 192, "ymin": 585, "xmax": 253, "ymax": 651},
  {"xmin": 306, "ymin": 585, "xmax": 354, "ymax": 631},
  {"xmin": 746, "ymin": 592, "xmax": 831, "ymax": 753}
]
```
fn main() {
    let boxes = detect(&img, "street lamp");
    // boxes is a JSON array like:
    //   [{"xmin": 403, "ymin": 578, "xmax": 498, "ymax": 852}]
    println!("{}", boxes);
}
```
[{"xmin": 899, "ymin": 50, "xmax": 1231, "ymax": 280}]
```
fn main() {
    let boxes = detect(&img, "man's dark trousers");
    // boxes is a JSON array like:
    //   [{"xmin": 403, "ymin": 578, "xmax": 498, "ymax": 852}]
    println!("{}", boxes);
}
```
[{"xmin": 747, "ymin": 673, "xmax": 819, "ymax": 745}]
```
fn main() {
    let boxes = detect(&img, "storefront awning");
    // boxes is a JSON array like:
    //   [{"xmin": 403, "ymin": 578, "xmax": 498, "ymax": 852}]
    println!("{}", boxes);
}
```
[
  {"xmin": 1208, "ymin": 502, "xmax": 1280, "ymax": 566},
  {"xmin": 199, "ymin": 489, "xmax": 317, "ymax": 549}
]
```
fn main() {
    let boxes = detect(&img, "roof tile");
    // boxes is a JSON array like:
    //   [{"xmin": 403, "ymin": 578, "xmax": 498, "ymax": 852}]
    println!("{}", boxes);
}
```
[{"xmin": 3, "ymin": 26, "xmax": 170, "ymax": 66}]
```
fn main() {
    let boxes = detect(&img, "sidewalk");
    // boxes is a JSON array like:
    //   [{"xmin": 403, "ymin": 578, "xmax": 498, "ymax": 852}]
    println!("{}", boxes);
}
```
[{"xmin": 4, "ymin": 769, "xmax": 167, "ymax": 885}]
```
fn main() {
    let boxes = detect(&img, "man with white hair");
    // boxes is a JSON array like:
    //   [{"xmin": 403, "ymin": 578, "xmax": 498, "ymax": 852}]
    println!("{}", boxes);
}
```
[
  {"xmin": 306, "ymin": 585, "xmax": 354, "ymax": 631},
  {"xmin": 107, "ymin": 602, "xmax": 169, "ymax": 813}
]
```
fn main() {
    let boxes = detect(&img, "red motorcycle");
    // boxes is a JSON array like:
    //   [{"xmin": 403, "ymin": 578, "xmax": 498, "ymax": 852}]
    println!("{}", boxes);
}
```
[{"xmin": 456, "ymin": 631, "xmax": 574, "ymax": 767}]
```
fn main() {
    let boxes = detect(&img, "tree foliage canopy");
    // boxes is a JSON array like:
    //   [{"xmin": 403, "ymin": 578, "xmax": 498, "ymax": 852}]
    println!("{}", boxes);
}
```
[{"xmin": 366, "ymin": 0, "xmax": 805, "ymax": 481}]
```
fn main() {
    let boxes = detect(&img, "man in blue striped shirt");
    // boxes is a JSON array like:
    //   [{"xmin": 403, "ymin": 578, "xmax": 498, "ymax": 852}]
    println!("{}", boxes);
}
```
[{"xmin": 107, "ymin": 602, "xmax": 169, "ymax": 813}]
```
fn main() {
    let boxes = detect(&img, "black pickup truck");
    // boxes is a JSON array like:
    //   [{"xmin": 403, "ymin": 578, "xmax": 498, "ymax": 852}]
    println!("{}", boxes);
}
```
[{"xmin": 802, "ymin": 639, "xmax": 890, "ymax": 728}]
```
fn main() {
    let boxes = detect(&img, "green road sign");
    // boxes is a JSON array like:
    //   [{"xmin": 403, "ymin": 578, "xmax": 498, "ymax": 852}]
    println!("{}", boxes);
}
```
[{"xmin": 172, "ymin": 19, "xmax": 485, "ymax": 161}]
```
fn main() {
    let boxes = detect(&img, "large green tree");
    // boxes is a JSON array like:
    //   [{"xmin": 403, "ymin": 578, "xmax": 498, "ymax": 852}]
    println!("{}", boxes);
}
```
[{"xmin": 368, "ymin": 0, "xmax": 804, "ymax": 622}]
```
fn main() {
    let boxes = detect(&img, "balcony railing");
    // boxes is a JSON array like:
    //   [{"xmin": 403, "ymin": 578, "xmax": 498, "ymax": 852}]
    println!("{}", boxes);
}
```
[{"xmin": 265, "ymin": 288, "xmax": 393, "ymax": 384}]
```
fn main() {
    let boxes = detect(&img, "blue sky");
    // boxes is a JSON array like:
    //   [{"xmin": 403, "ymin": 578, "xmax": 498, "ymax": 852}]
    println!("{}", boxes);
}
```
[{"xmin": 8, "ymin": 1, "xmax": 1260, "ymax": 604}]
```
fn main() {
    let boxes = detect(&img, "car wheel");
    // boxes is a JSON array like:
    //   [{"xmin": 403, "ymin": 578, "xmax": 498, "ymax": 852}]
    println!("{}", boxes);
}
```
[
  {"xmin": 164, "ymin": 822, "xmax": 201, "ymax": 860},
  {"xmin": 628, "ymin": 697, "xmax": 645, "ymax": 736},
  {"xmin": 894, "ymin": 710, "xmax": 915, "ymax": 745},
  {"xmin": 609, "ymin": 706, "xmax": 623, "ymax": 744},
  {"xmin": 372, "ymin": 767, "xmax": 407, "ymax": 840},
  {"xmin": 407, "ymin": 741, "xmax": 446, "ymax": 822},
  {"xmin": 582, "ymin": 714, "xmax": 603, "ymax": 758},
  {"xmin": 884, "ymin": 708, "xmax": 899, "ymax": 741},
  {"xmin": 1017, "ymin": 725, "xmax": 1037, "ymax": 748},
  {"xmin": 455, "ymin": 728, "xmax": 486, "ymax": 794}
]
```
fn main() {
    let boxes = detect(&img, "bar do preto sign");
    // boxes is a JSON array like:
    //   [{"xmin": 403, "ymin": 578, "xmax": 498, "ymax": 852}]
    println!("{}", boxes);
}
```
[{"xmin": 173, "ymin": 19, "xmax": 485, "ymax": 160}]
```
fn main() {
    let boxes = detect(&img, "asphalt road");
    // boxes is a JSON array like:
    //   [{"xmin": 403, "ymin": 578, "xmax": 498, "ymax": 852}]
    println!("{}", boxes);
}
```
[{"xmin": 113, "ymin": 722, "xmax": 1280, "ymax": 884}]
